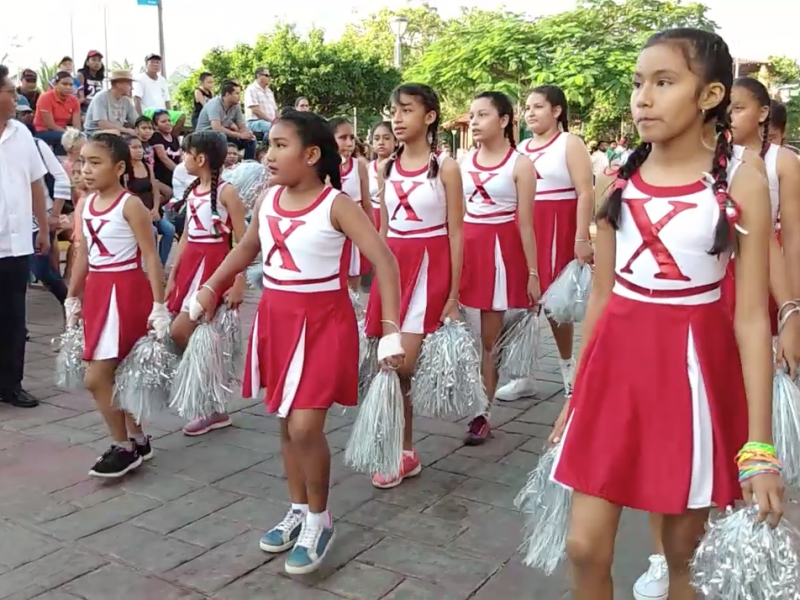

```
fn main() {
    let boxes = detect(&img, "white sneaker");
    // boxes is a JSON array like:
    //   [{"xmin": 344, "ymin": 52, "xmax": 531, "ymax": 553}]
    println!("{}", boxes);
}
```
[
  {"xmin": 633, "ymin": 554, "xmax": 669, "ymax": 600},
  {"xmin": 494, "ymin": 377, "xmax": 537, "ymax": 401},
  {"xmin": 559, "ymin": 358, "xmax": 576, "ymax": 397}
]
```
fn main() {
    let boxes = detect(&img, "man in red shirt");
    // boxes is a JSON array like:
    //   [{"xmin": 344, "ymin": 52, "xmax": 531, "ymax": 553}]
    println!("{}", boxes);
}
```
[{"xmin": 33, "ymin": 71, "xmax": 81, "ymax": 154}]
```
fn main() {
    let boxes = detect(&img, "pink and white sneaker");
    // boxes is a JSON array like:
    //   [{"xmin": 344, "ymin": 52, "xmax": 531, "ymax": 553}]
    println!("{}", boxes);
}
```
[
  {"xmin": 182, "ymin": 412, "xmax": 232, "ymax": 437},
  {"xmin": 372, "ymin": 450, "xmax": 422, "ymax": 489}
]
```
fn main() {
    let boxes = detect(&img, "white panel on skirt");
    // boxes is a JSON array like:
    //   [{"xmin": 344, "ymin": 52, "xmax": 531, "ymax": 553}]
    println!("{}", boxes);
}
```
[
  {"xmin": 93, "ymin": 286, "xmax": 121, "ymax": 360},
  {"xmin": 401, "ymin": 250, "xmax": 430, "ymax": 334},
  {"xmin": 277, "ymin": 319, "xmax": 307, "ymax": 418},
  {"xmin": 180, "ymin": 257, "xmax": 206, "ymax": 314}
]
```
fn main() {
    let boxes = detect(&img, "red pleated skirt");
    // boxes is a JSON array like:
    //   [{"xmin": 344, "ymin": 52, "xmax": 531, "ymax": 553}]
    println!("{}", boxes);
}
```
[
  {"xmin": 242, "ymin": 287, "xmax": 359, "ymax": 414},
  {"xmin": 167, "ymin": 241, "xmax": 230, "ymax": 313},
  {"xmin": 553, "ymin": 293, "xmax": 746, "ymax": 514},
  {"xmin": 83, "ymin": 268, "xmax": 152, "ymax": 361},
  {"xmin": 460, "ymin": 220, "xmax": 530, "ymax": 311},
  {"xmin": 532, "ymin": 199, "xmax": 577, "ymax": 293},
  {"xmin": 373, "ymin": 207, "xmax": 382, "ymax": 232},
  {"xmin": 721, "ymin": 261, "xmax": 778, "ymax": 335},
  {"xmin": 365, "ymin": 235, "xmax": 451, "ymax": 336}
]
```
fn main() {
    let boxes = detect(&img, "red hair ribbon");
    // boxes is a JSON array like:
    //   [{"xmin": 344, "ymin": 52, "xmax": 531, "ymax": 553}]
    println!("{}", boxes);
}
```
[
  {"xmin": 612, "ymin": 177, "xmax": 627, "ymax": 191},
  {"xmin": 715, "ymin": 190, "xmax": 742, "ymax": 226}
]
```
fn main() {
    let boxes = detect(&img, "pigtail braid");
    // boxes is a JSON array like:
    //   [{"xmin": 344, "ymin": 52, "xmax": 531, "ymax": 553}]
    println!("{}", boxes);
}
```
[
  {"xmin": 597, "ymin": 142, "xmax": 652, "ymax": 229},
  {"xmin": 427, "ymin": 125, "xmax": 440, "ymax": 179},
  {"xmin": 384, "ymin": 144, "xmax": 404, "ymax": 178},
  {"xmin": 171, "ymin": 177, "xmax": 201, "ymax": 216},
  {"xmin": 505, "ymin": 121, "xmax": 517, "ymax": 148},
  {"xmin": 760, "ymin": 118, "xmax": 770, "ymax": 159},
  {"xmin": 709, "ymin": 115, "xmax": 736, "ymax": 255}
]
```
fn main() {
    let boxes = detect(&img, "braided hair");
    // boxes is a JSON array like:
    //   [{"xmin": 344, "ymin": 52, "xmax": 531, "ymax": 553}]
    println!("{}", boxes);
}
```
[
  {"xmin": 529, "ymin": 85, "xmax": 569, "ymax": 132},
  {"xmin": 385, "ymin": 83, "xmax": 441, "ymax": 180},
  {"xmin": 598, "ymin": 28, "xmax": 736, "ymax": 255},
  {"xmin": 474, "ymin": 91, "xmax": 517, "ymax": 148},
  {"xmin": 770, "ymin": 100, "xmax": 788, "ymax": 139},
  {"xmin": 178, "ymin": 132, "xmax": 228, "ymax": 231},
  {"xmin": 89, "ymin": 132, "xmax": 132, "ymax": 188},
  {"xmin": 733, "ymin": 77, "xmax": 771, "ymax": 158},
  {"xmin": 276, "ymin": 109, "xmax": 342, "ymax": 189}
]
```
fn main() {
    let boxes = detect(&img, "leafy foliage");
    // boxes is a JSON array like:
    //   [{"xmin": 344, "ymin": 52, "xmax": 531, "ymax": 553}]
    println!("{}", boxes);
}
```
[
  {"xmin": 766, "ymin": 55, "xmax": 800, "ymax": 139},
  {"xmin": 36, "ymin": 60, "xmax": 59, "ymax": 91},
  {"xmin": 407, "ymin": 0, "xmax": 716, "ymax": 138},
  {"xmin": 110, "ymin": 59, "xmax": 134, "ymax": 72},
  {"xmin": 174, "ymin": 24, "xmax": 401, "ymax": 128}
]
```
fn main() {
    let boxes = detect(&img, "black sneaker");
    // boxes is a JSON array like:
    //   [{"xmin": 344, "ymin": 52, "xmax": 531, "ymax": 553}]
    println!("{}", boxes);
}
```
[
  {"xmin": 131, "ymin": 436, "xmax": 154, "ymax": 461},
  {"xmin": 88, "ymin": 445, "xmax": 143, "ymax": 478}
]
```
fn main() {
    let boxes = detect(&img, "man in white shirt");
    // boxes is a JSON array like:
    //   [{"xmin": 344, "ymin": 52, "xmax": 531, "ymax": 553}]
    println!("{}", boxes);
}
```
[
  {"xmin": 0, "ymin": 65, "xmax": 50, "ymax": 408},
  {"xmin": 244, "ymin": 67, "xmax": 277, "ymax": 139},
  {"xmin": 165, "ymin": 161, "xmax": 197, "ymax": 237},
  {"xmin": 134, "ymin": 54, "xmax": 185, "ymax": 134}
]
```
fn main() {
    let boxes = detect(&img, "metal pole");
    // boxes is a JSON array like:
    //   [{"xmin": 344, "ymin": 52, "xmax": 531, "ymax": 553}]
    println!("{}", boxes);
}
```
[
  {"xmin": 69, "ymin": 9, "xmax": 76, "ymax": 64},
  {"xmin": 157, "ymin": 0, "xmax": 167, "ymax": 74},
  {"xmin": 393, "ymin": 34, "xmax": 402, "ymax": 70},
  {"xmin": 103, "ymin": 5, "xmax": 109, "ymax": 73}
]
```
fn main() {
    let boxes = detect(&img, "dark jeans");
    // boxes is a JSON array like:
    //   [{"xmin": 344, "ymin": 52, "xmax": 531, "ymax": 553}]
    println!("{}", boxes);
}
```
[
  {"xmin": 0, "ymin": 255, "xmax": 30, "ymax": 396},
  {"xmin": 227, "ymin": 136, "xmax": 256, "ymax": 160},
  {"xmin": 30, "ymin": 231, "xmax": 67, "ymax": 305},
  {"xmin": 33, "ymin": 129, "xmax": 66, "ymax": 155}
]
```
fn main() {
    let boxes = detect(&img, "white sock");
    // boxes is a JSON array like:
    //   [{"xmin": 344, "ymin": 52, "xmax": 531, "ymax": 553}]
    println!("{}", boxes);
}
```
[
  {"xmin": 559, "ymin": 357, "xmax": 575, "ymax": 368},
  {"xmin": 291, "ymin": 503, "xmax": 308, "ymax": 514},
  {"xmin": 306, "ymin": 509, "xmax": 331, "ymax": 529}
]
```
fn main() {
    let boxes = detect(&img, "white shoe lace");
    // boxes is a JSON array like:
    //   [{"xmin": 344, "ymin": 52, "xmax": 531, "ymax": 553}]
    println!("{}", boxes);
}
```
[
  {"xmin": 645, "ymin": 554, "xmax": 668, "ymax": 581},
  {"xmin": 275, "ymin": 509, "xmax": 304, "ymax": 533},
  {"xmin": 296, "ymin": 520, "xmax": 322, "ymax": 548}
]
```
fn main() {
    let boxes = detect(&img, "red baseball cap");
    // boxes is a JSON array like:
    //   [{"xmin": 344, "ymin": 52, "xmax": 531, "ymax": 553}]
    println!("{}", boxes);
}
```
[{"xmin": 86, "ymin": 50, "xmax": 103, "ymax": 59}]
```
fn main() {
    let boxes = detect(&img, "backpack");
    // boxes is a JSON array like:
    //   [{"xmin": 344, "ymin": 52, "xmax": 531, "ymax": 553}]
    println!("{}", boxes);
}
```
[{"xmin": 34, "ymin": 139, "xmax": 56, "ymax": 200}]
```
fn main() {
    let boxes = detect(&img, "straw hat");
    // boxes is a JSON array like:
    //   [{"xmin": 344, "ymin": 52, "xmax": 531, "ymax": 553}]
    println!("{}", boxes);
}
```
[{"xmin": 109, "ymin": 70, "xmax": 133, "ymax": 83}]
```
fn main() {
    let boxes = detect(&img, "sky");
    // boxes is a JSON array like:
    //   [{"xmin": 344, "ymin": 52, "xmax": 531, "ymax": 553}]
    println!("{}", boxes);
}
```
[{"xmin": 1, "ymin": 0, "xmax": 799, "ymax": 76}]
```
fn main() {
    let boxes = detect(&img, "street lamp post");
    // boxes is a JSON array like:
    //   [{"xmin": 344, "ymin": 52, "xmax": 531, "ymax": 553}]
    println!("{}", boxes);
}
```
[{"xmin": 388, "ymin": 16, "xmax": 409, "ymax": 70}]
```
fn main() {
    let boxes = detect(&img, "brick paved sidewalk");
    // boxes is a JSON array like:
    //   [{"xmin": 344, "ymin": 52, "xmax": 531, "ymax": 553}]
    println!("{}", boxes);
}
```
[{"xmin": 1, "ymin": 288, "xmax": 784, "ymax": 600}]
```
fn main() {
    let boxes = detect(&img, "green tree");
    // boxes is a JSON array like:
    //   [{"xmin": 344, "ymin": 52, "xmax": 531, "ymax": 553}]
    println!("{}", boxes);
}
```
[
  {"xmin": 339, "ymin": 3, "xmax": 446, "ymax": 70},
  {"xmin": 175, "ymin": 25, "xmax": 401, "ymax": 124},
  {"xmin": 36, "ymin": 60, "xmax": 59, "ymax": 91},
  {"xmin": 111, "ymin": 59, "xmax": 134, "ymax": 72},
  {"xmin": 408, "ymin": 0, "xmax": 716, "ymax": 137},
  {"xmin": 767, "ymin": 55, "xmax": 800, "ymax": 139}
]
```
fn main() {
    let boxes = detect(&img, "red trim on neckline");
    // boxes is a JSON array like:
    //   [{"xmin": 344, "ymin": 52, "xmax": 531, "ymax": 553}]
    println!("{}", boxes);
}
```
[
  {"xmin": 471, "ymin": 147, "xmax": 515, "ymax": 172},
  {"xmin": 272, "ymin": 186, "xmax": 333, "ymax": 218},
  {"xmin": 629, "ymin": 171, "xmax": 706, "ymax": 197},
  {"xmin": 525, "ymin": 131, "xmax": 562, "ymax": 153}
]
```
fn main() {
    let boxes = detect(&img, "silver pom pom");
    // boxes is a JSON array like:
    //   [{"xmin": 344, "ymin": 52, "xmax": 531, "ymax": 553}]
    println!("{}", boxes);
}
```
[
  {"xmin": 53, "ymin": 322, "xmax": 85, "ymax": 389},
  {"xmin": 222, "ymin": 161, "xmax": 269, "ymax": 213},
  {"xmin": 691, "ymin": 504, "xmax": 800, "ymax": 599},
  {"xmin": 169, "ymin": 323, "xmax": 230, "ymax": 420},
  {"xmin": 411, "ymin": 318, "xmax": 487, "ymax": 420},
  {"xmin": 113, "ymin": 332, "xmax": 179, "ymax": 425},
  {"xmin": 358, "ymin": 328, "xmax": 380, "ymax": 402},
  {"xmin": 246, "ymin": 259, "xmax": 263, "ymax": 290},
  {"xmin": 213, "ymin": 306, "xmax": 243, "ymax": 386},
  {"xmin": 345, "ymin": 370, "xmax": 405, "ymax": 478},
  {"xmin": 774, "ymin": 370, "xmax": 800, "ymax": 487},
  {"xmin": 542, "ymin": 259, "xmax": 593, "ymax": 324},
  {"xmin": 493, "ymin": 310, "xmax": 541, "ymax": 380},
  {"xmin": 514, "ymin": 444, "xmax": 571, "ymax": 574},
  {"xmin": 349, "ymin": 287, "xmax": 365, "ymax": 320}
]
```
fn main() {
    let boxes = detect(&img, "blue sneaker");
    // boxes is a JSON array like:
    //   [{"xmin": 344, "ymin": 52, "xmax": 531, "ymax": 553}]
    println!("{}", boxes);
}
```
[
  {"xmin": 259, "ymin": 508, "xmax": 305, "ymax": 553},
  {"xmin": 285, "ymin": 519, "xmax": 336, "ymax": 575}
]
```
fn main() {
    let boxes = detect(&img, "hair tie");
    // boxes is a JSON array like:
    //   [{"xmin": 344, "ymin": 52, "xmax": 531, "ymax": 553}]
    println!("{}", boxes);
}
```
[
  {"xmin": 715, "ymin": 189, "xmax": 742, "ymax": 227},
  {"xmin": 612, "ymin": 177, "xmax": 628, "ymax": 191}
]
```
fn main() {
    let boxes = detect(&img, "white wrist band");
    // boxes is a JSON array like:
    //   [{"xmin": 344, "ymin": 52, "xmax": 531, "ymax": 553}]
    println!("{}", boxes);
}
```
[{"xmin": 377, "ymin": 332, "xmax": 404, "ymax": 361}]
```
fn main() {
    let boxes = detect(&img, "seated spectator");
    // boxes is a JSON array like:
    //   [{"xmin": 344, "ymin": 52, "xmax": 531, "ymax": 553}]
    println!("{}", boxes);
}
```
[
  {"xmin": 255, "ymin": 144, "xmax": 268, "ymax": 163},
  {"xmin": 244, "ymin": 67, "xmax": 277, "ymax": 138},
  {"xmin": 16, "ymin": 69, "xmax": 41, "ymax": 111},
  {"xmin": 60, "ymin": 128, "xmax": 87, "ymax": 176},
  {"xmin": 134, "ymin": 53, "xmax": 185, "ymax": 135},
  {"xmin": 134, "ymin": 115, "xmax": 155, "ymax": 166},
  {"xmin": 225, "ymin": 143, "xmax": 240, "ymax": 170},
  {"xmin": 16, "ymin": 103, "xmax": 34, "ymax": 131},
  {"xmin": 166, "ymin": 161, "xmax": 195, "ymax": 237},
  {"xmin": 84, "ymin": 70, "xmax": 137, "ymax": 135},
  {"xmin": 150, "ymin": 109, "xmax": 182, "ymax": 192},
  {"xmin": 33, "ymin": 72, "xmax": 82, "ymax": 154},
  {"xmin": 195, "ymin": 80, "xmax": 256, "ymax": 160},
  {"xmin": 77, "ymin": 51, "xmax": 104, "ymax": 114},
  {"xmin": 192, "ymin": 72, "xmax": 214, "ymax": 129},
  {"xmin": 48, "ymin": 57, "xmax": 83, "ymax": 99},
  {"xmin": 294, "ymin": 96, "xmax": 310, "ymax": 111}
]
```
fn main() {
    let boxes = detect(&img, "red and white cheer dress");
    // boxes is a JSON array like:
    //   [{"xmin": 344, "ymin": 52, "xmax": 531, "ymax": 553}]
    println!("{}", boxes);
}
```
[
  {"xmin": 552, "ymin": 166, "xmax": 748, "ymax": 514},
  {"xmin": 242, "ymin": 185, "xmax": 359, "ymax": 415},
  {"xmin": 82, "ymin": 192, "xmax": 152, "ymax": 361},
  {"xmin": 340, "ymin": 157, "xmax": 370, "ymax": 277},
  {"xmin": 365, "ymin": 157, "xmax": 451, "ymax": 335},
  {"xmin": 167, "ymin": 181, "xmax": 232, "ymax": 313},
  {"xmin": 459, "ymin": 148, "xmax": 530, "ymax": 311},
  {"xmin": 521, "ymin": 132, "xmax": 577, "ymax": 292}
]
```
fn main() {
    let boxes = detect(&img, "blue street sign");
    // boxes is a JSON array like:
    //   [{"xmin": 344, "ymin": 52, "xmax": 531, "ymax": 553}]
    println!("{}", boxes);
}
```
[{"xmin": 137, "ymin": 0, "xmax": 158, "ymax": 6}]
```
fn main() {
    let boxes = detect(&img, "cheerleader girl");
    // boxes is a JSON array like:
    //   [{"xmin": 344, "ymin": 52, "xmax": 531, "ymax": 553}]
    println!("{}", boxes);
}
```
[
  {"xmin": 496, "ymin": 85, "xmax": 594, "ymax": 402},
  {"xmin": 190, "ymin": 109, "xmax": 403, "ymax": 574},
  {"xmin": 65, "ymin": 133, "xmax": 169, "ymax": 478},
  {"xmin": 330, "ymin": 117, "xmax": 372, "ymax": 288},
  {"xmin": 365, "ymin": 83, "xmax": 464, "ymax": 488},
  {"xmin": 548, "ymin": 29, "xmax": 785, "ymax": 600},
  {"xmin": 165, "ymin": 132, "xmax": 247, "ymax": 437},
  {"xmin": 368, "ymin": 121, "xmax": 397, "ymax": 229},
  {"xmin": 459, "ymin": 91, "xmax": 539, "ymax": 445},
  {"xmin": 768, "ymin": 100, "xmax": 788, "ymax": 146}
]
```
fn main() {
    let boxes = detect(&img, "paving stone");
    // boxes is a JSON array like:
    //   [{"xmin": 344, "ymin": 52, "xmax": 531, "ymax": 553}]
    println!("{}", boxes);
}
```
[
  {"xmin": 40, "ymin": 493, "xmax": 162, "ymax": 541},
  {"xmin": 0, "ymin": 431, "xmax": 34, "ymax": 451},
  {"xmin": 151, "ymin": 441, "xmax": 266, "ymax": 483},
  {"xmin": 22, "ymin": 592, "xmax": 85, "ymax": 600},
  {"xmin": 215, "ymin": 468, "xmax": 290, "ymax": 503},
  {"xmin": 0, "ymin": 492, "xmax": 80, "ymax": 525},
  {"xmin": 214, "ymin": 496, "xmax": 289, "ymax": 530},
  {"xmin": 0, "ymin": 405, "xmax": 80, "ymax": 432},
  {"xmin": 517, "ymin": 401, "xmax": 563, "ymax": 425},
  {"xmin": 62, "ymin": 563, "xmax": 203, "ymax": 599},
  {"xmin": 51, "ymin": 479, "xmax": 124, "ymax": 509},
  {"xmin": 411, "ymin": 416, "xmax": 467, "ymax": 440},
  {"xmin": 166, "ymin": 531, "xmax": 272, "ymax": 593},
  {"xmin": 170, "ymin": 513, "xmax": 250, "ymax": 549},
  {"xmin": 229, "ymin": 412, "xmax": 281, "ymax": 434},
  {"xmin": 380, "ymin": 578, "xmax": 470, "ymax": 600},
  {"xmin": 212, "ymin": 566, "xmax": 343, "ymax": 599},
  {"xmin": 422, "ymin": 494, "xmax": 494, "ymax": 523},
  {"xmin": 212, "ymin": 427, "xmax": 283, "ymax": 454},
  {"xmin": 81, "ymin": 523, "xmax": 206, "ymax": 574},
  {"xmin": 328, "ymin": 474, "xmax": 378, "ymax": 516},
  {"xmin": 341, "ymin": 499, "xmax": 408, "ymax": 529},
  {"xmin": 379, "ymin": 509, "xmax": 466, "ymax": 546},
  {"xmin": 450, "ymin": 506, "xmax": 522, "ymax": 562},
  {"xmin": 451, "ymin": 477, "xmax": 517, "ymax": 511},
  {"xmin": 132, "ymin": 486, "xmax": 242, "ymax": 534},
  {"xmin": 151, "ymin": 431, "xmax": 206, "ymax": 451},
  {"xmin": 499, "ymin": 448, "xmax": 542, "ymax": 469},
  {"xmin": 120, "ymin": 468, "xmax": 203, "ymax": 502},
  {"xmin": 0, "ymin": 521, "xmax": 62, "ymax": 570},
  {"xmin": 498, "ymin": 420, "xmax": 553, "ymax": 437},
  {"xmin": 53, "ymin": 412, "xmax": 105, "ymax": 430},
  {"xmin": 22, "ymin": 423, "xmax": 105, "ymax": 447},
  {"xmin": 413, "ymin": 435, "xmax": 464, "ymax": 467},
  {"xmin": 317, "ymin": 561, "xmax": 403, "ymax": 599},
  {"xmin": 378, "ymin": 469, "xmax": 466, "ymax": 510},
  {"xmin": 0, "ymin": 548, "xmax": 107, "ymax": 600},
  {"xmin": 454, "ymin": 430, "xmax": 528, "ymax": 460},
  {"xmin": 359, "ymin": 537, "xmax": 497, "ymax": 595},
  {"xmin": 470, "ymin": 560, "xmax": 570, "ymax": 600}
]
